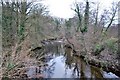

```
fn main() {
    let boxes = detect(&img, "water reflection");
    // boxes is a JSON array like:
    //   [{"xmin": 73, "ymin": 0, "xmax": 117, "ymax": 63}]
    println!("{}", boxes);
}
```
[
  {"xmin": 90, "ymin": 66, "xmax": 104, "ymax": 78},
  {"xmin": 43, "ymin": 41, "xmax": 64, "ymax": 56},
  {"xmin": 64, "ymin": 46, "xmax": 107, "ymax": 78},
  {"xmin": 27, "ymin": 40, "xmax": 119, "ymax": 78}
]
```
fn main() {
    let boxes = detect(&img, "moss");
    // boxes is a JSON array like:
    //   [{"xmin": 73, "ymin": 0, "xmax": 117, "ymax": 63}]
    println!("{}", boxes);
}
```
[
  {"xmin": 105, "ymin": 38, "xmax": 118, "ymax": 54},
  {"xmin": 94, "ymin": 44, "xmax": 102, "ymax": 51},
  {"xmin": 105, "ymin": 38, "xmax": 117, "ymax": 46},
  {"xmin": 7, "ymin": 62, "xmax": 15, "ymax": 70},
  {"xmin": 93, "ymin": 38, "xmax": 118, "ymax": 55},
  {"xmin": 93, "ymin": 44, "xmax": 104, "ymax": 55}
]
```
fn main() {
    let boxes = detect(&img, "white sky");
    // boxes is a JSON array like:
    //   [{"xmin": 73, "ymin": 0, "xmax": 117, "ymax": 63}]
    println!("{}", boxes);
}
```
[{"xmin": 41, "ymin": 0, "xmax": 119, "ymax": 19}]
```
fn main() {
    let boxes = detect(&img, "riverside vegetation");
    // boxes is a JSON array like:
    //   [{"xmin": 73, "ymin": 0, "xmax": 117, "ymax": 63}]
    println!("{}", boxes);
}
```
[{"xmin": 1, "ymin": 0, "xmax": 120, "ymax": 79}]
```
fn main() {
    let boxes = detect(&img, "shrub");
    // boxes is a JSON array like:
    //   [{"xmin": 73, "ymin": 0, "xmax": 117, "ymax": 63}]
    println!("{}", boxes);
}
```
[
  {"xmin": 93, "ymin": 44, "xmax": 104, "ymax": 55},
  {"xmin": 105, "ymin": 38, "xmax": 118, "ymax": 54}
]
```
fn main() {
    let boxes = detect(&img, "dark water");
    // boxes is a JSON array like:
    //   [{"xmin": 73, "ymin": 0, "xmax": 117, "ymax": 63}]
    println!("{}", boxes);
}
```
[{"xmin": 27, "ymin": 40, "xmax": 119, "ymax": 78}]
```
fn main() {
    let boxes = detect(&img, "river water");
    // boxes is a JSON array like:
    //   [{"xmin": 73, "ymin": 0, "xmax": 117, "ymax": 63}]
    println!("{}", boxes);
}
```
[{"xmin": 27, "ymin": 40, "xmax": 119, "ymax": 78}]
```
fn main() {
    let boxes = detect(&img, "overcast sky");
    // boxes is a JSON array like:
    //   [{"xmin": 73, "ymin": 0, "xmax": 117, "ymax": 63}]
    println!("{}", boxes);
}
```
[{"xmin": 41, "ymin": 0, "xmax": 119, "ymax": 19}]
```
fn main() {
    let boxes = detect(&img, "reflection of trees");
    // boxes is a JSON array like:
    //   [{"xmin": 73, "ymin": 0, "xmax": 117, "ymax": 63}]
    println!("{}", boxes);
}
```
[
  {"xmin": 64, "ymin": 47, "xmax": 104, "ymax": 78},
  {"xmin": 64, "ymin": 47, "xmax": 80, "ymax": 78},
  {"xmin": 38, "ymin": 41, "xmax": 104, "ymax": 78},
  {"xmin": 64, "ymin": 47, "xmax": 73, "ymax": 69},
  {"xmin": 72, "ymin": 58, "xmax": 86, "ymax": 78},
  {"xmin": 79, "ymin": 58, "xmax": 86, "ymax": 78},
  {"xmin": 33, "ymin": 41, "xmax": 63, "ymax": 78},
  {"xmin": 53, "ymin": 41, "xmax": 63, "ymax": 56},
  {"xmin": 73, "ymin": 62, "xmax": 79, "ymax": 77},
  {"xmin": 44, "ymin": 62, "xmax": 56, "ymax": 78},
  {"xmin": 90, "ymin": 66, "xmax": 104, "ymax": 78},
  {"xmin": 43, "ymin": 41, "xmax": 63, "ymax": 56}
]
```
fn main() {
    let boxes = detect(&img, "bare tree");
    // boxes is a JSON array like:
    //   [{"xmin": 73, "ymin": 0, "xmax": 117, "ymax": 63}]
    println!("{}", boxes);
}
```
[
  {"xmin": 72, "ymin": 1, "xmax": 89, "ymax": 55},
  {"xmin": 105, "ymin": 2, "xmax": 118, "ymax": 32}
]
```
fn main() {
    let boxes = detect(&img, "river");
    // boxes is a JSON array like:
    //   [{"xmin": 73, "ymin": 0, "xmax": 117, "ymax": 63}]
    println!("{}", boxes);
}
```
[{"xmin": 27, "ymin": 40, "xmax": 119, "ymax": 79}]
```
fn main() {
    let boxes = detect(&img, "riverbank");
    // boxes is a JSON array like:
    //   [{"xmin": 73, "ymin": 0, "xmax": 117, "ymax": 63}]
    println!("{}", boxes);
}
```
[
  {"xmin": 62, "ymin": 37, "xmax": 120, "ymax": 77},
  {"xmin": 73, "ymin": 54, "xmax": 120, "ymax": 77},
  {"xmin": 29, "ymin": 37, "xmax": 120, "ymax": 77}
]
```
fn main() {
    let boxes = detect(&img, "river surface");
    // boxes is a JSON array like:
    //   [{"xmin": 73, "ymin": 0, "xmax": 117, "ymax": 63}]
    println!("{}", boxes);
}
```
[{"xmin": 27, "ymin": 40, "xmax": 119, "ymax": 78}]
